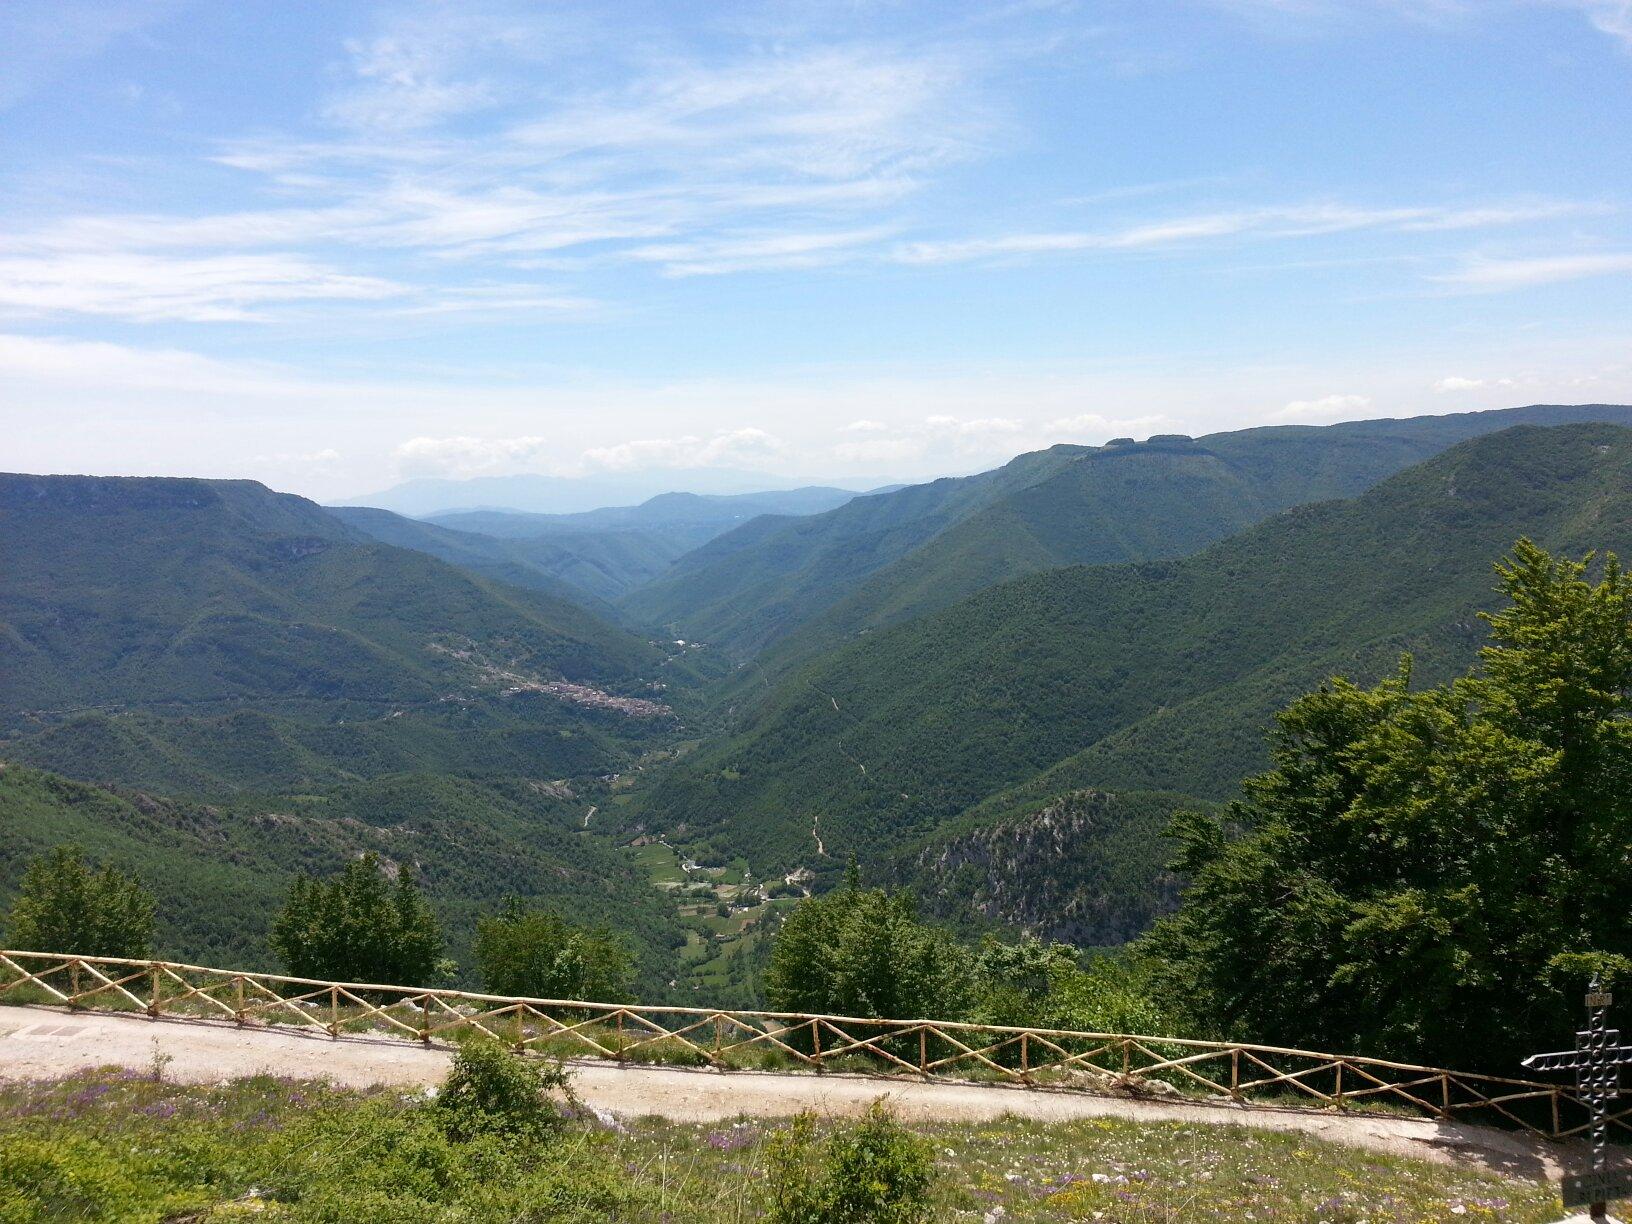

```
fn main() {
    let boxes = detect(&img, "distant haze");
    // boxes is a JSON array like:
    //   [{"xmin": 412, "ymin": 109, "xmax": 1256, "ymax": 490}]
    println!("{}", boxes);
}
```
[{"xmin": 339, "ymin": 468, "xmax": 893, "ymax": 517}]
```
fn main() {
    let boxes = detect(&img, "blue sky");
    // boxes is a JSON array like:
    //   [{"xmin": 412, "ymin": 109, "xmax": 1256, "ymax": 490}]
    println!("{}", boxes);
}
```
[{"xmin": 4, "ymin": 0, "xmax": 1632, "ymax": 500}]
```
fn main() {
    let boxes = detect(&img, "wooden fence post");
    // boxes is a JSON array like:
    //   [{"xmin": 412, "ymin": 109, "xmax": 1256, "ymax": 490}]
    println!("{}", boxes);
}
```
[
  {"xmin": 812, "ymin": 1020, "xmax": 822, "ymax": 1071},
  {"xmin": 329, "ymin": 985, "xmax": 339, "ymax": 1037},
  {"xmin": 147, "ymin": 962, "xmax": 160, "ymax": 1017},
  {"xmin": 234, "ymin": 976, "xmax": 246, "ymax": 1025},
  {"xmin": 421, "ymin": 993, "xmax": 432, "ymax": 1045}
]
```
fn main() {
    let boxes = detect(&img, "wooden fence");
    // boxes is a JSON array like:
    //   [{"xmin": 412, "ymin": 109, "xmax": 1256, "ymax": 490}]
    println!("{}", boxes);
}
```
[{"xmin": 3, "ymin": 949, "xmax": 1627, "ymax": 1143}]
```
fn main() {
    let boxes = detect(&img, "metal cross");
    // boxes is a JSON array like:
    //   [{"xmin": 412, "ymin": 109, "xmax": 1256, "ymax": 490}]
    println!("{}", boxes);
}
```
[{"xmin": 1523, "ymin": 976, "xmax": 1632, "ymax": 1217}]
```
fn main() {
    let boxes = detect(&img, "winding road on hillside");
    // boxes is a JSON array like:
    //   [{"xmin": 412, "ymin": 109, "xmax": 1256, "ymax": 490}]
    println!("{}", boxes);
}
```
[{"xmin": 0, "ymin": 1004, "xmax": 1582, "ymax": 1185}]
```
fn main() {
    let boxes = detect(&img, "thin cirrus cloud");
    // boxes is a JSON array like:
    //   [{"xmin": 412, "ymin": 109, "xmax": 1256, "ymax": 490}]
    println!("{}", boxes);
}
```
[
  {"xmin": 0, "ymin": 21, "xmax": 990, "ymax": 322},
  {"xmin": 393, "ymin": 427, "xmax": 787, "ymax": 479},
  {"xmin": 1435, "ymin": 251, "xmax": 1632, "ymax": 291},
  {"xmin": 892, "ymin": 201, "xmax": 1602, "ymax": 265},
  {"xmin": 0, "ymin": 252, "xmax": 404, "ymax": 323},
  {"xmin": 2, "ymin": 0, "xmax": 1628, "ymax": 342},
  {"xmin": 4, "ymin": 0, "xmax": 1623, "ymax": 327}
]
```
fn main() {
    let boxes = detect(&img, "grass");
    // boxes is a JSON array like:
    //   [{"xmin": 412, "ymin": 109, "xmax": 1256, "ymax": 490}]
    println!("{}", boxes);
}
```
[
  {"xmin": 629, "ymin": 841, "xmax": 689, "ymax": 886},
  {"xmin": 0, "ymin": 1066, "xmax": 1564, "ymax": 1222}
]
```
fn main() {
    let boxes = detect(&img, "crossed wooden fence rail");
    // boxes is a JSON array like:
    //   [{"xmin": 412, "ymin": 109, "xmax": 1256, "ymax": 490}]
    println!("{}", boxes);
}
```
[{"xmin": 4, "ymin": 950, "xmax": 1627, "ymax": 1144}]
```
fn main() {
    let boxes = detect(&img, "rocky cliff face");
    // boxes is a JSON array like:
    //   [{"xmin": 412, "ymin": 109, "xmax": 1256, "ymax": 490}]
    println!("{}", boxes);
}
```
[{"xmin": 907, "ymin": 790, "xmax": 1187, "ymax": 947}]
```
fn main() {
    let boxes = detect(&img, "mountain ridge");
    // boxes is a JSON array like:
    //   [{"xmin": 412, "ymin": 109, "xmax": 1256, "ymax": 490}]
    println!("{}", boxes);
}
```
[
  {"xmin": 630, "ymin": 422, "xmax": 1632, "ymax": 882},
  {"xmin": 625, "ymin": 404, "xmax": 1632, "ymax": 670}
]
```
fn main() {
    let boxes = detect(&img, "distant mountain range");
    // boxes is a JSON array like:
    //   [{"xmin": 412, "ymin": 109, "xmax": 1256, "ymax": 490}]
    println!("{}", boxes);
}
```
[
  {"xmin": 337, "ymin": 468, "xmax": 889, "ymax": 517},
  {"xmin": 8, "ymin": 404, "xmax": 1632, "ymax": 999},
  {"xmin": 631, "ymin": 422, "xmax": 1632, "ymax": 892},
  {"xmin": 333, "ymin": 487, "xmax": 876, "ymax": 605},
  {"xmin": 0, "ymin": 473, "xmax": 711, "ymax": 794},
  {"xmin": 622, "ymin": 404, "xmax": 1632, "ymax": 669}
]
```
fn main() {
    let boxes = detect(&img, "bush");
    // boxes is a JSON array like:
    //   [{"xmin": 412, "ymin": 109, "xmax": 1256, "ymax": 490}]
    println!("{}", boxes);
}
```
[
  {"xmin": 765, "ymin": 1101, "xmax": 935, "ymax": 1224},
  {"xmin": 269, "ymin": 853, "xmax": 442, "ymax": 986},
  {"xmin": 434, "ymin": 1037, "xmax": 572, "ymax": 1142},
  {"xmin": 473, "ymin": 899, "xmax": 633, "ymax": 1002},
  {"xmin": 1, "ymin": 846, "xmax": 155, "ymax": 959}
]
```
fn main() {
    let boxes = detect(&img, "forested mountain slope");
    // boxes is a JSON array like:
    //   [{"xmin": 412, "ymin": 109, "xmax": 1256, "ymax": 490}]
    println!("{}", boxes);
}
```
[
  {"xmin": 619, "ymin": 445, "xmax": 1094, "ymax": 653},
  {"xmin": 0, "ymin": 764, "xmax": 681, "ymax": 992},
  {"xmin": 637, "ymin": 424, "xmax": 1632, "ymax": 877},
  {"xmin": 0, "ymin": 474, "xmax": 696, "ymax": 792},
  {"xmin": 334, "ymin": 488, "xmax": 871, "ymax": 605},
  {"xmin": 887, "ymin": 788, "xmax": 1207, "ymax": 949},
  {"xmin": 627, "ymin": 404, "xmax": 1632, "ymax": 667},
  {"xmin": 328, "ymin": 506, "xmax": 647, "ymax": 609}
]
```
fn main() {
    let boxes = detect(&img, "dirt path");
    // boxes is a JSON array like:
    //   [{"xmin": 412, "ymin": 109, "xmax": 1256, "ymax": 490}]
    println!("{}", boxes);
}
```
[{"xmin": 0, "ymin": 1005, "xmax": 1580, "ymax": 1183}]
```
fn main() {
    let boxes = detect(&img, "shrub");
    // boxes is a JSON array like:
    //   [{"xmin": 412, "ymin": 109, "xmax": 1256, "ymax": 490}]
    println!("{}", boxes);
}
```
[
  {"xmin": 434, "ymin": 1036, "xmax": 572, "ymax": 1142},
  {"xmin": 765, "ymin": 1101, "xmax": 935, "ymax": 1224},
  {"xmin": 2, "ymin": 846, "xmax": 155, "ymax": 959},
  {"xmin": 268, "ymin": 853, "xmax": 442, "ymax": 986}
]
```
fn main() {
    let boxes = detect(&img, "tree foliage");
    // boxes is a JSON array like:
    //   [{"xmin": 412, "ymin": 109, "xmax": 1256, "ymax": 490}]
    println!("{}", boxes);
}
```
[
  {"xmin": 765, "ymin": 866, "xmax": 969, "ymax": 1021},
  {"xmin": 1142, "ymin": 540, "xmax": 1632, "ymax": 1069},
  {"xmin": 269, "ymin": 853, "xmax": 443, "ymax": 986},
  {"xmin": 473, "ymin": 899, "xmax": 633, "ymax": 1002},
  {"xmin": 1, "ymin": 845, "xmax": 156, "ymax": 959}
]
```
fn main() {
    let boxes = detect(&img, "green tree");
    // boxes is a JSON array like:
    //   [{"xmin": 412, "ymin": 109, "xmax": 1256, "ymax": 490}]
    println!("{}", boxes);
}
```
[
  {"xmin": 474, "ymin": 899, "xmax": 633, "ymax": 1001},
  {"xmin": 765, "ymin": 870, "xmax": 969, "ymax": 1021},
  {"xmin": 2, "ymin": 846, "xmax": 156, "ymax": 959},
  {"xmin": 269, "ymin": 853, "xmax": 442, "ymax": 986},
  {"xmin": 966, "ymin": 936, "xmax": 1079, "ymax": 1028},
  {"xmin": 1142, "ymin": 540, "xmax": 1632, "ymax": 1070}
]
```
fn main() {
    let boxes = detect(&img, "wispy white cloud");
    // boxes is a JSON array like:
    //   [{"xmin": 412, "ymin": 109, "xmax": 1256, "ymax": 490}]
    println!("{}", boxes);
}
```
[
  {"xmin": 1209, "ymin": 0, "xmax": 1632, "ymax": 47},
  {"xmin": 393, "ymin": 425, "xmax": 792, "ymax": 481},
  {"xmin": 894, "ymin": 200, "xmax": 1599, "ymax": 265},
  {"xmin": 1542, "ymin": 1, "xmax": 1632, "ymax": 45},
  {"xmin": 1437, "ymin": 251, "xmax": 1632, "ymax": 291},
  {"xmin": 628, "ymin": 228, "xmax": 897, "ymax": 277},
  {"xmin": 0, "ymin": 253, "xmax": 404, "ymax": 322},
  {"xmin": 833, "ymin": 410, "xmax": 1160, "ymax": 465},
  {"xmin": 0, "ymin": 0, "xmax": 185, "ymax": 109},
  {"xmin": 1044, "ymin": 411, "xmax": 1169, "ymax": 436},
  {"xmin": 1434, "ymin": 374, "xmax": 1518, "ymax": 391},
  {"xmin": 394, "ymin": 434, "xmax": 551, "ymax": 479},
  {"xmin": 581, "ymin": 427, "xmax": 785, "ymax": 473},
  {"xmin": 3, "ymin": 7, "xmax": 997, "ymax": 321},
  {"xmin": 1274, "ymin": 392, "xmax": 1372, "ymax": 420}
]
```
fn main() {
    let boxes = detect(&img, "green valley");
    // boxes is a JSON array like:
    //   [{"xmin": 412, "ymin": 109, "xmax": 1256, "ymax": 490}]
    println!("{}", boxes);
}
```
[{"xmin": 632, "ymin": 423, "xmax": 1632, "ymax": 892}]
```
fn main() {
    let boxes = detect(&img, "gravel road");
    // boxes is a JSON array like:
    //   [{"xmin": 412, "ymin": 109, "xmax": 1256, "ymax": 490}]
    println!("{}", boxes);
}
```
[{"xmin": 0, "ymin": 1004, "xmax": 1581, "ymax": 1184}]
